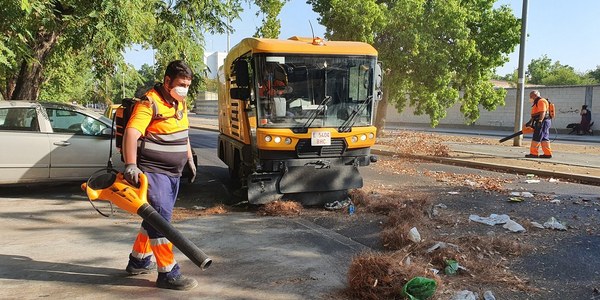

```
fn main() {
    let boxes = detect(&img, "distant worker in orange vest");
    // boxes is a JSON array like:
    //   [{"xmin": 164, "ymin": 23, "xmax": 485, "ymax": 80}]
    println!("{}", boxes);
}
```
[
  {"xmin": 525, "ymin": 90, "xmax": 552, "ymax": 158},
  {"xmin": 122, "ymin": 60, "xmax": 198, "ymax": 290}
]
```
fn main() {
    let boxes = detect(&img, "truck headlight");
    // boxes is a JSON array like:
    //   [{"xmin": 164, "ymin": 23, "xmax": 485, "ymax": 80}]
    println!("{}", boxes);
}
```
[
  {"xmin": 265, "ymin": 135, "xmax": 272, "ymax": 142},
  {"xmin": 274, "ymin": 136, "xmax": 281, "ymax": 143}
]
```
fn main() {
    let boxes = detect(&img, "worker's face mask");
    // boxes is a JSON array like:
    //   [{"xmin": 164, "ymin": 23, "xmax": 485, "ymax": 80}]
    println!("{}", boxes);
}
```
[
  {"xmin": 166, "ymin": 77, "xmax": 190, "ymax": 101},
  {"xmin": 170, "ymin": 86, "xmax": 189, "ymax": 101}
]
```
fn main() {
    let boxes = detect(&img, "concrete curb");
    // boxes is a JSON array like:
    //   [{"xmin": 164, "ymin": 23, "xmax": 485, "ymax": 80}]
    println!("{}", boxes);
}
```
[{"xmin": 371, "ymin": 148, "xmax": 600, "ymax": 186}]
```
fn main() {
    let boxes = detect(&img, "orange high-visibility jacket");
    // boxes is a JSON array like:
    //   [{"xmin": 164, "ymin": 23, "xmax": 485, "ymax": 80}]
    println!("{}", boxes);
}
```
[
  {"xmin": 531, "ymin": 97, "xmax": 549, "ymax": 121},
  {"xmin": 127, "ymin": 86, "xmax": 190, "ymax": 176}
]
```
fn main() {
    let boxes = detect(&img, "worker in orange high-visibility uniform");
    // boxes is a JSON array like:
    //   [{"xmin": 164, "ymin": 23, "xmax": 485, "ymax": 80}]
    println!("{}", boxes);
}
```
[
  {"xmin": 525, "ymin": 90, "xmax": 553, "ymax": 159},
  {"xmin": 122, "ymin": 60, "xmax": 198, "ymax": 291}
]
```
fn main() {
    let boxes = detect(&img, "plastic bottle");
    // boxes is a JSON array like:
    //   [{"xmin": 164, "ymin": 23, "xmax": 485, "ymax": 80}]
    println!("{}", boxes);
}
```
[{"xmin": 348, "ymin": 203, "xmax": 355, "ymax": 215}]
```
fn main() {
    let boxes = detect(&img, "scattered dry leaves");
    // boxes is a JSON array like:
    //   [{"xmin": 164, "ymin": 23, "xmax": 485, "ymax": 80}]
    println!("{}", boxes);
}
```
[
  {"xmin": 345, "ymin": 188, "xmax": 534, "ymax": 299},
  {"xmin": 258, "ymin": 200, "xmax": 303, "ymax": 216},
  {"xmin": 172, "ymin": 204, "xmax": 228, "ymax": 221},
  {"xmin": 424, "ymin": 170, "xmax": 511, "ymax": 192}
]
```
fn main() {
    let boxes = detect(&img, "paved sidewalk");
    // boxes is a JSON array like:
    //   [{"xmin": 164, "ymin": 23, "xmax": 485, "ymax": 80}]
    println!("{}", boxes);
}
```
[{"xmin": 188, "ymin": 113, "xmax": 600, "ymax": 185}]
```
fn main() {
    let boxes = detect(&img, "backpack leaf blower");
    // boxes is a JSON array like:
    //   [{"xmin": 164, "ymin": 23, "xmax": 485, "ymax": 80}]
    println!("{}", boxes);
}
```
[{"xmin": 82, "ymin": 169, "xmax": 212, "ymax": 270}]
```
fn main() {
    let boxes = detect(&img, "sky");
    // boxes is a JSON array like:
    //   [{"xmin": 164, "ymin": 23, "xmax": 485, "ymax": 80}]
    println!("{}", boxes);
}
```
[{"xmin": 124, "ymin": 0, "xmax": 600, "ymax": 76}]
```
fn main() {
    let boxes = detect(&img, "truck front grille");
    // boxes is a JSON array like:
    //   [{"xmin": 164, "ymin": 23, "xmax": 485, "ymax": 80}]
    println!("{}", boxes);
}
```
[{"xmin": 295, "ymin": 138, "xmax": 346, "ymax": 158}]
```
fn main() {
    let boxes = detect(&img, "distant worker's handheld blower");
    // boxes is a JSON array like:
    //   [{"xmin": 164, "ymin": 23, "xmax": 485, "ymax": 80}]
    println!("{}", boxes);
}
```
[
  {"xmin": 499, "ymin": 120, "xmax": 537, "ymax": 143},
  {"xmin": 82, "ymin": 169, "xmax": 212, "ymax": 270}
]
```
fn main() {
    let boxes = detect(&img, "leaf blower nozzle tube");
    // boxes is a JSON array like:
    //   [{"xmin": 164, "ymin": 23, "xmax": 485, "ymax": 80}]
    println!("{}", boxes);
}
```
[
  {"xmin": 83, "ymin": 169, "xmax": 212, "ymax": 270},
  {"xmin": 137, "ymin": 203, "xmax": 212, "ymax": 270}
]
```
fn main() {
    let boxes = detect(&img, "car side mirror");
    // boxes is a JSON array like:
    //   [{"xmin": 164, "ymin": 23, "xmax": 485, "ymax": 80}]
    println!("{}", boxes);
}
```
[
  {"xmin": 101, "ymin": 127, "xmax": 113, "ymax": 137},
  {"xmin": 230, "ymin": 87, "xmax": 250, "ymax": 101}
]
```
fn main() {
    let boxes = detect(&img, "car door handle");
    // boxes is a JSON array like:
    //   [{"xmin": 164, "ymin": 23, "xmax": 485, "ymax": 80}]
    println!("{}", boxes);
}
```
[{"xmin": 53, "ymin": 141, "xmax": 71, "ymax": 146}]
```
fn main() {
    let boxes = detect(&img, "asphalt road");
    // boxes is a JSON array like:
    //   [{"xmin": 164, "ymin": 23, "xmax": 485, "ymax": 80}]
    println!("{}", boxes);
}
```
[{"xmin": 2, "ymin": 128, "xmax": 600, "ymax": 299}]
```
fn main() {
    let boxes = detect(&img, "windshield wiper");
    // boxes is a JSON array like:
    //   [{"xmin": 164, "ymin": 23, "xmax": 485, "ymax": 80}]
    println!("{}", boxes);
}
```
[
  {"xmin": 302, "ymin": 96, "xmax": 332, "ymax": 130},
  {"xmin": 338, "ymin": 95, "xmax": 373, "ymax": 132}
]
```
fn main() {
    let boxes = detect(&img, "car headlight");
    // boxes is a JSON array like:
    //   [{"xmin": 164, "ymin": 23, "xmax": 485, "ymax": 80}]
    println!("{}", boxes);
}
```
[
  {"xmin": 352, "ymin": 136, "xmax": 358, "ymax": 143},
  {"xmin": 274, "ymin": 136, "xmax": 281, "ymax": 143},
  {"xmin": 285, "ymin": 137, "xmax": 292, "ymax": 144},
  {"xmin": 368, "ymin": 133, "xmax": 375, "ymax": 139},
  {"xmin": 265, "ymin": 135, "xmax": 272, "ymax": 142},
  {"xmin": 360, "ymin": 134, "xmax": 367, "ymax": 141}
]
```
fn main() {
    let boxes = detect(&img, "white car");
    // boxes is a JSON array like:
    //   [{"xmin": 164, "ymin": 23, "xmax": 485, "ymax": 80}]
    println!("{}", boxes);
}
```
[{"xmin": 0, "ymin": 101, "xmax": 124, "ymax": 184}]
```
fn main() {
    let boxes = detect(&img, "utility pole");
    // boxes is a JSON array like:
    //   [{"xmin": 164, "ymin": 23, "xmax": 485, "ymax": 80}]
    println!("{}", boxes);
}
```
[
  {"xmin": 513, "ymin": 0, "xmax": 529, "ymax": 146},
  {"xmin": 122, "ymin": 70, "xmax": 125, "ymax": 99}
]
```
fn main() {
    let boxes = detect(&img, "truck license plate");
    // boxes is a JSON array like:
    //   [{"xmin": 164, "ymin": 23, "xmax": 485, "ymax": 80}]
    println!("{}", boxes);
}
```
[{"xmin": 311, "ymin": 131, "xmax": 331, "ymax": 146}]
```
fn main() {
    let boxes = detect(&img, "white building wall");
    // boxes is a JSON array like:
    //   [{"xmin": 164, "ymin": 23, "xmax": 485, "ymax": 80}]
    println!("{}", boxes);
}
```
[
  {"xmin": 204, "ymin": 52, "xmax": 227, "ymax": 79},
  {"xmin": 385, "ymin": 85, "xmax": 598, "ymax": 130}
]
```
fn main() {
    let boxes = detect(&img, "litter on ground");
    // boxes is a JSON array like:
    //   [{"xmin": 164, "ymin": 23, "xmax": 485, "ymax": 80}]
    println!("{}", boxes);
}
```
[
  {"xmin": 324, "ymin": 198, "xmax": 351, "ymax": 210},
  {"xmin": 510, "ymin": 191, "xmax": 534, "ymax": 198},
  {"xmin": 469, "ymin": 214, "xmax": 511, "ymax": 226},
  {"xmin": 543, "ymin": 217, "xmax": 567, "ymax": 231},
  {"xmin": 503, "ymin": 219, "xmax": 526, "ymax": 233}
]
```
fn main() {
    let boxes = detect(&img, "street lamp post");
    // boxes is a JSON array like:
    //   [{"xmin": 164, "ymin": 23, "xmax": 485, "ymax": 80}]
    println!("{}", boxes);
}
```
[
  {"xmin": 122, "ymin": 70, "xmax": 125, "ymax": 99},
  {"xmin": 513, "ymin": 0, "xmax": 529, "ymax": 146}
]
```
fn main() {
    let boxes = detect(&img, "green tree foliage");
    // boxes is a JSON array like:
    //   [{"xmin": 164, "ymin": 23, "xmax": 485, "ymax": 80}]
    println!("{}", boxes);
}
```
[
  {"xmin": 1, "ymin": 0, "xmax": 240, "ymax": 102},
  {"xmin": 308, "ymin": 0, "xmax": 521, "ymax": 126},
  {"xmin": 588, "ymin": 66, "xmax": 600, "ymax": 83},
  {"xmin": 526, "ymin": 55, "xmax": 552, "ymax": 84},
  {"xmin": 527, "ymin": 55, "xmax": 598, "ymax": 85},
  {"xmin": 253, "ymin": 0, "xmax": 288, "ymax": 38},
  {"xmin": 135, "ymin": 63, "xmax": 160, "ymax": 98}
]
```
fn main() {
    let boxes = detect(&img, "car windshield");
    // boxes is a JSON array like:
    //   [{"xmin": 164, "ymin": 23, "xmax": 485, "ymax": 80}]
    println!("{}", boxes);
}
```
[{"xmin": 254, "ymin": 54, "xmax": 376, "ymax": 129}]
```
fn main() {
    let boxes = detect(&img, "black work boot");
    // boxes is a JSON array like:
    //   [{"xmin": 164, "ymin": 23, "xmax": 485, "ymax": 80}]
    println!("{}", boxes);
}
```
[
  {"xmin": 524, "ymin": 154, "xmax": 538, "ymax": 158},
  {"xmin": 126, "ymin": 261, "xmax": 156, "ymax": 275},
  {"xmin": 126, "ymin": 254, "xmax": 156, "ymax": 275},
  {"xmin": 539, "ymin": 154, "xmax": 552, "ymax": 158},
  {"xmin": 156, "ymin": 274, "xmax": 198, "ymax": 290}
]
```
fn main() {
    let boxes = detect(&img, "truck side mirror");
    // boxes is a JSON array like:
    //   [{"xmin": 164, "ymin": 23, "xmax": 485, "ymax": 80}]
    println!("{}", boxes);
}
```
[
  {"xmin": 230, "ymin": 87, "xmax": 250, "ymax": 101},
  {"xmin": 374, "ymin": 62, "xmax": 383, "ymax": 90},
  {"xmin": 234, "ymin": 60, "xmax": 250, "ymax": 87},
  {"xmin": 374, "ymin": 62, "xmax": 383, "ymax": 101}
]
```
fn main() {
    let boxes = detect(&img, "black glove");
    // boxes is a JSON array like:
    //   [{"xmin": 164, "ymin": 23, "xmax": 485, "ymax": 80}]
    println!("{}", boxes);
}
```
[
  {"xmin": 187, "ymin": 158, "xmax": 197, "ymax": 183},
  {"xmin": 124, "ymin": 164, "xmax": 143, "ymax": 187}
]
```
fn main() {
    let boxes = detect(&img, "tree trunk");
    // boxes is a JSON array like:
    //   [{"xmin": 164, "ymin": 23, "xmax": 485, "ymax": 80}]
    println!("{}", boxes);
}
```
[
  {"xmin": 2, "ymin": 76, "xmax": 15, "ymax": 100},
  {"xmin": 374, "ymin": 87, "xmax": 389, "ymax": 137},
  {"xmin": 11, "ymin": 30, "xmax": 59, "ymax": 101}
]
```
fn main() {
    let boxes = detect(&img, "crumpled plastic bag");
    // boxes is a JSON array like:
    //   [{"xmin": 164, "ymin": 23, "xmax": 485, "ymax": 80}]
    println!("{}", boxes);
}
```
[
  {"xmin": 408, "ymin": 227, "xmax": 422, "ymax": 243},
  {"xmin": 444, "ymin": 259, "xmax": 459, "ymax": 275},
  {"xmin": 543, "ymin": 217, "xmax": 567, "ymax": 231},
  {"xmin": 451, "ymin": 290, "xmax": 478, "ymax": 300},
  {"xmin": 469, "ymin": 214, "xmax": 510, "ymax": 226},
  {"xmin": 402, "ymin": 276, "xmax": 437, "ymax": 300},
  {"xmin": 503, "ymin": 219, "xmax": 526, "ymax": 233}
]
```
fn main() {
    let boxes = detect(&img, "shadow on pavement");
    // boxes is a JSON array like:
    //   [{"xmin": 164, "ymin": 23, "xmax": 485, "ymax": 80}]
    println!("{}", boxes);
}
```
[{"xmin": 0, "ymin": 254, "xmax": 153, "ymax": 287}]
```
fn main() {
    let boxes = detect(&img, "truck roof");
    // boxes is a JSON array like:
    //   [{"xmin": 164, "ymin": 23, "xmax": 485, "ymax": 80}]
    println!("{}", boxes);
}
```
[{"xmin": 225, "ymin": 37, "xmax": 378, "ymax": 67}]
